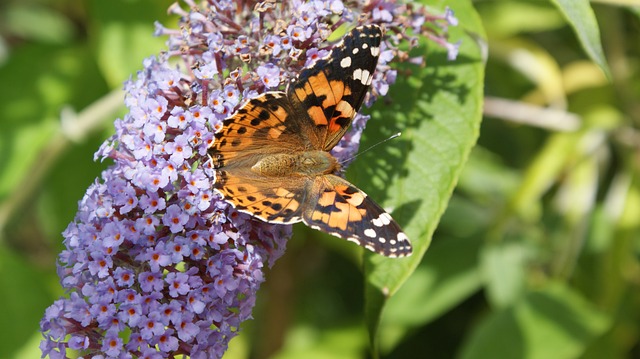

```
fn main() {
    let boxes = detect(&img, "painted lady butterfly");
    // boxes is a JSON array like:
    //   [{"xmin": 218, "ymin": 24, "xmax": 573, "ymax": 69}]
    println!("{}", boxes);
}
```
[{"xmin": 209, "ymin": 25, "xmax": 412, "ymax": 257}]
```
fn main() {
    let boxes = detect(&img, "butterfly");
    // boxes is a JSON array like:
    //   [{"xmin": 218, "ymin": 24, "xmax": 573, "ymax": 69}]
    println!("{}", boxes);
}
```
[{"xmin": 208, "ymin": 25, "xmax": 412, "ymax": 257}]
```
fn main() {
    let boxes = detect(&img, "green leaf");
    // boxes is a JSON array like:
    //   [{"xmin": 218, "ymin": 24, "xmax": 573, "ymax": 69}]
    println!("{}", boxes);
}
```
[
  {"xmin": 358, "ymin": 0, "xmax": 485, "ymax": 351},
  {"xmin": 0, "ymin": 44, "xmax": 108, "ymax": 201},
  {"xmin": 3, "ymin": 4, "xmax": 75, "ymax": 44},
  {"xmin": 0, "ymin": 246, "xmax": 54, "ymax": 357},
  {"xmin": 481, "ymin": 240, "xmax": 534, "ymax": 308},
  {"xmin": 378, "ymin": 235, "xmax": 483, "ymax": 352},
  {"xmin": 478, "ymin": 1, "xmax": 565, "ymax": 37},
  {"xmin": 459, "ymin": 282, "xmax": 611, "ymax": 359},
  {"xmin": 91, "ymin": 0, "xmax": 175, "ymax": 87},
  {"xmin": 271, "ymin": 324, "xmax": 367, "ymax": 359},
  {"xmin": 549, "ymin": 0, "xmax": 612, "ymax": 79},
  {"xmin": 13, "ymin": 331, "xmax": 46, "ymax": 359},
  {"xmin": 456, "ymin": 146, "xmax": 521, "ymax": 203}
]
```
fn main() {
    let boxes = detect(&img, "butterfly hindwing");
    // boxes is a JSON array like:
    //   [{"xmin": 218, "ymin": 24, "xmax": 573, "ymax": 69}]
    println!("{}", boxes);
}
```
[
  {"xmin": 288, "ymin": 25, "xmax": 383, "ymax": 150},
  {"xmin": 215, "ymin": 167, "xmax": 309, "ymax": 224},
  {"xmin": 303, "ymin": 175, "xmax": 412, "ymax": 258}
]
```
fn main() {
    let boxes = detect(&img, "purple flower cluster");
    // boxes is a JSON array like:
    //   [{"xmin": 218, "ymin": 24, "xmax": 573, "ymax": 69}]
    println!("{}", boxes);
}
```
[{"xmin": 40, "ymin": 1, "xmax": 458, "ymax": 358}]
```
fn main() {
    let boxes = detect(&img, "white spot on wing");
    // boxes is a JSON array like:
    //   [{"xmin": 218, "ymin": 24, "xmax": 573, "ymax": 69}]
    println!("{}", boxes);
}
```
[
  {"xmin": 353, "ymin": 68, "xmax": 362, "ymax": 81},
  {"xmin": 340, "ymin": 57, "xmax": 352, "ymax": 68},
  {"xmin": 364, "ymin": 228, "xmax": 377, "ymax": 238},
  {"xmin": 398, "ymin": 232, "xmax": 409, "ymax": 243},
  {"xmin": 371, "ymin": 213, "xmax": 391, "ymax": 227},
  {"xmin": 360, "ymin": 69, "xmax": 371, "ymax": 85},
  {"xmin": 370, "ymin": 46, "xmax": 380, "ymax": 57}
]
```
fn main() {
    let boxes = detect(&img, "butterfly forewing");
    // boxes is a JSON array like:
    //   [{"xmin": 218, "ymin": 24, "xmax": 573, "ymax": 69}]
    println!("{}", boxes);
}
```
[
  {"xmin": 211, "ymin": 92, "xmax": 307, "ymax": 168},
  {"xmin": 288, "ymin": 25, "xmax": 382, "ymax": 151}
]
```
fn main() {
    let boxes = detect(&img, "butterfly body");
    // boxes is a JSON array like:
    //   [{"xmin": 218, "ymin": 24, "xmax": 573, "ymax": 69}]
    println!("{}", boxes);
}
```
[
  {"xmin": 209, "ymin": 25, "xmax": 412, "ymax": 257},
  {"xmin": 251, "ymin": 151, "xmax": 338, "ymax": 178}
]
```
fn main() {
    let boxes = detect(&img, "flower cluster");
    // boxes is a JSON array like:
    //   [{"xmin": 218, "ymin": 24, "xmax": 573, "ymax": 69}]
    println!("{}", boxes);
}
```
[{"xmin": 40, "ymin": 1, "xmax": 458, "ymax": 358}]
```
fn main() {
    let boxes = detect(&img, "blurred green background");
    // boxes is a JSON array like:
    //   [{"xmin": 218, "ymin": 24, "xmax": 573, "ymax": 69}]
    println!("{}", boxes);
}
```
[{"xmin": 1, "ymin": 0, "xmax": 639, "ymax": 358}]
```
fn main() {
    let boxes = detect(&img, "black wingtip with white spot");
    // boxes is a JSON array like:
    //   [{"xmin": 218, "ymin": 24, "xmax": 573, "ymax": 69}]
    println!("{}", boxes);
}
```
[
  {"xmin": 348, "ymin": 230, "xmax": 412, "ymax": 258},
  {"xmin": 308, "ymin": 222, "xmax": 413, "ymax": 258}
]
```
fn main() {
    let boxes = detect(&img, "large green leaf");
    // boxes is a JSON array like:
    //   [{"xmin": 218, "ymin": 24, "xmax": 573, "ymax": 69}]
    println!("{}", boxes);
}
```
[
  {"xmin": 356, "ymin": 0, "xmax": 486, "ymax": 352},
  {"xmin": 458, "ymin": 283, "xmax": 611, "ymax": 359},
  {"xmin": 550, "ymin": 0, "xmax": 611, "ymax": 79}
]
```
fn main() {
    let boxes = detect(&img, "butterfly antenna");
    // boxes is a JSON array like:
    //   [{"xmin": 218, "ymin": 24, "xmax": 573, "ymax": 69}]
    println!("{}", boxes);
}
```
[{"xmin": 342, "ymin": 132, "xmax": 402, "ymax": 165}]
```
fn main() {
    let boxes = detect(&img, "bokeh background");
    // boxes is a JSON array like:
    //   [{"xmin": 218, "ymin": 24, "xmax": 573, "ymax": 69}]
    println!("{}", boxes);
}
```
[{"xmin": 1, "ymin": 0, "xmax": 639, "ymax": 358}]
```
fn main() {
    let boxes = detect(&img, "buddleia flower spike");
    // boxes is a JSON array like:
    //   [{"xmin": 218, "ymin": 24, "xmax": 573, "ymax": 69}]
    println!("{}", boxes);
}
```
[{"xmin": 39, "ymin": 1, "xmax": 459, "ymax": 358}]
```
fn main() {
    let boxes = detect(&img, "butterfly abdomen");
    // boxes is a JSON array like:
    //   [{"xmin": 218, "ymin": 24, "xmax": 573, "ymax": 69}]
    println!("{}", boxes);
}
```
[
  {"xmin": 251, "ymin": 151, "xmax": 339, "ymax": 177},
  {"xmin": 251, "ymin": 154, "xmax": 298, "ymax": 177}
]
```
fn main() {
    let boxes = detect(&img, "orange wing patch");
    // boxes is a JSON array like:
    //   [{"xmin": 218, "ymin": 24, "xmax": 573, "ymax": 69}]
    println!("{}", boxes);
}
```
[
  {"xmin": 214, "ymin": 169, "xmax": 307, "ymax": 224},
  {"xmin": 302, "ymin": 175, "xmax": 411, "ymax": 257},
  {"xmin": 214, "ymin": 93, "xmax": 289, "ymax": 140},
  {"xmin": 211, "ymin": 92, "xmax": 304, "ymax": 167}
]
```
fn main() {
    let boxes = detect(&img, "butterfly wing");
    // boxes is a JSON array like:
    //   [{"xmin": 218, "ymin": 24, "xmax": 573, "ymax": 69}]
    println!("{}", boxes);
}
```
[
  {"xmin": 210, "ymin": 91, "xmax": 308, "ymax": 169},
  {"xmin": 303, "ymin": 174, "xmax": 412, "ymax": 257},
  {"xmin": 287, "ymin": 25, "xmax": 382, "ymax": 151},
  {"xmin": 215, "ymin": 167, "xmax": 309, "ymax": 224},
  {"xmin": 210, "ymin": 91, "xmax": 312, "ymax": 222}
]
